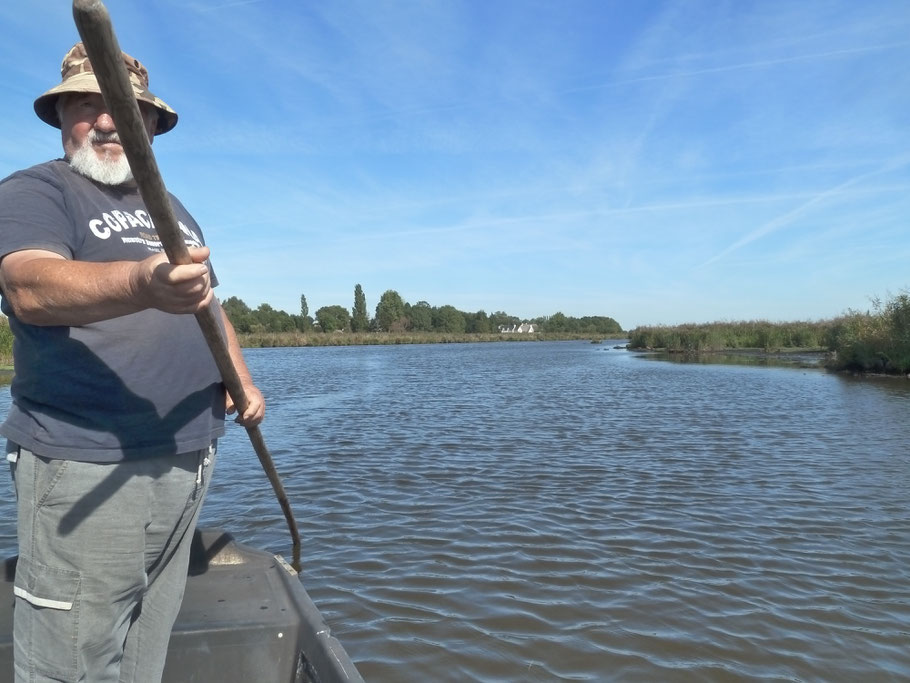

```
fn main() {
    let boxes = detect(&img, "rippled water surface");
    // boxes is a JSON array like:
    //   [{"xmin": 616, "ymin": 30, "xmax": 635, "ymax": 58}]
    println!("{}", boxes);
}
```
[{"xmin": 1, "ymin": 341, "xmax": 909, "ymax": 681}]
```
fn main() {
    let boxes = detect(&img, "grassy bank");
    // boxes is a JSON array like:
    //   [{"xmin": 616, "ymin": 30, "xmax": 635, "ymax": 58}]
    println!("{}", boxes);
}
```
[
  {"xmin": 236, "ymin": 331, "xmax": 619, "ymax": 347},
  {"xmin": 627, "ymin": 292, "xmax": 910, "ymax": 376}
]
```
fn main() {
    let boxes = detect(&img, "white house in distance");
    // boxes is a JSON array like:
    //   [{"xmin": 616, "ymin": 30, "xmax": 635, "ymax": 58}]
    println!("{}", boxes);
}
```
[{"xmin": 498, "ymin": 323, "xmax": 538, "ymax": 333}]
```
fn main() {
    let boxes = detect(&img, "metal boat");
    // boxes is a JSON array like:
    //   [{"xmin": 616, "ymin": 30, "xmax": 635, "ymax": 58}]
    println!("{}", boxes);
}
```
[{"xmin": 0, "ymin": 528, "xmax": 364, "ymax": 683}]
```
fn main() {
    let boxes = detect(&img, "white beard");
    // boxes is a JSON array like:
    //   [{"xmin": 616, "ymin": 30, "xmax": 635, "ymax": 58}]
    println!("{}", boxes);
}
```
[{"xmin": 68, "ymin": 130, "xmax": 134, "ymax": 186}]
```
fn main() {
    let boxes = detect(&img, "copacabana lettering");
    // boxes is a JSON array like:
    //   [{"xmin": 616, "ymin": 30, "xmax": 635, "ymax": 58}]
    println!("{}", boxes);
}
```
[
  {"xmin": 103, "ymin": 213, "xmax": 124, "ymax": 233},
  {"xmin": 135, "ymin": 211, "xmax": 152, "ymax": 229},
  {"xmin": 88, "ymin": 209, "xmax": 154, "ymax": 239},
  {"xmin": 85, "ymin": 211, "xmax": 202, "ymax": 248},
  {"xmin": 88, "ymin": 218, "xmax": 110, "ymax": 239},
  {"xmin": 117, "ymin": 211, "xmax": 145, "ymax": 229}
]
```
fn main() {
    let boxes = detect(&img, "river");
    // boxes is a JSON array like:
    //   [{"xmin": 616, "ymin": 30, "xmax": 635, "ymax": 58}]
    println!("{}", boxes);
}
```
[{"xmin": 1, "ymin": 341, "xmax": 908, "ymax": 681}]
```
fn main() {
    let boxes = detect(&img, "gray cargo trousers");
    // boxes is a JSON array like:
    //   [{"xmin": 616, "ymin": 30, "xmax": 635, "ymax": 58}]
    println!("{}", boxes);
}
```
[{"xmin": 8, "ymin": 442, "xmax": 216, "ymax": 683}]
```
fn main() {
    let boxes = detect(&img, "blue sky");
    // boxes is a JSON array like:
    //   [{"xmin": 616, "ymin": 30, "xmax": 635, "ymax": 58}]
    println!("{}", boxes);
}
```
[{"xmin": 1, "ymin": 1, "xmax": 908, "ymax": 328}]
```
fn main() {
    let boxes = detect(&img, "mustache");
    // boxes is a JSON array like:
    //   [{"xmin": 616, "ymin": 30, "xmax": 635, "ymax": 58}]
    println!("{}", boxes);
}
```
[{"xmin": 88, "ymin": 129, "xmax": 122, "ymax": 145}]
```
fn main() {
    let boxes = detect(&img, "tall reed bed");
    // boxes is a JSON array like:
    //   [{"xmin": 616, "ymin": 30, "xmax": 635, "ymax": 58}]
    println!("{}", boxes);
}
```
[
  {"xmin": 627, "ymin": 291, "xmax": 910, "ymax": 375},
  {"xmin": 824, "ymin": 293, "xmax": 910, "ymax": 373},
  {"xmin": 627, "ymin": 320, "xmax": 830, "ymax": 352}
]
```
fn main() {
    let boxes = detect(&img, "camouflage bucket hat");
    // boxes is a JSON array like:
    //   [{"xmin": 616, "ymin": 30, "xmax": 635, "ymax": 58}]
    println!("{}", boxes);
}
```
[{"xmin": 33, "ymin": 42, "xmax": 178, "ymax": 135}]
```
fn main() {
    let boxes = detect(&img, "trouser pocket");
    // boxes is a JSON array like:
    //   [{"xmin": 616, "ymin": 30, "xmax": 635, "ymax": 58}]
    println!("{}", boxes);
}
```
[{"xmin": 13, "ymin": 556, "xmax": 81, "ymax": 680}]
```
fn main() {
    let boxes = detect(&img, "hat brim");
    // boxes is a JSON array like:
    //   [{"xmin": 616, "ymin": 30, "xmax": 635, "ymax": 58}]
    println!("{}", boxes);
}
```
[{"xmin": 34, "ymin": 72, "xmax": 178, "ymax": 136}]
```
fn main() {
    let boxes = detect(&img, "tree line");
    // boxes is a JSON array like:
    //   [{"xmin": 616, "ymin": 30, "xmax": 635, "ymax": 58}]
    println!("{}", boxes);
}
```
[
  {"xmin": 1, "ymin": 289, "xmax": 907, "ymax": 375},
  {"xmin": 220, "ymin": 286, "xmax": 623, "ymax": 336}
]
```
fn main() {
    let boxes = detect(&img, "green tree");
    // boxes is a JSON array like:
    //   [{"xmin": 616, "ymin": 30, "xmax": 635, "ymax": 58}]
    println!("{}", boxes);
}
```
[
  {"xmin": 221, "ymin": 296, "xmax": 250, "ymax": 317},
  {"xmin": 251, "ymin": 303, "xmax": 295, "ymax": 332},
  {"xmin": 465, "ymin": 310, "xmax": 492, "ymax": 333},
  {"xmin": 433, "ymin": 305, "xmax": 466, "ymax": 333},
  {"xmin": 577, "ymin": 316, "xmax": 622, "ymax": 334},
  {"xmin": 221, "ymin": 296, "xmax": 253, "ymax": 333},
  {"xmin": 406, "ymin": 301, "xmax": 433, "ymax": 331},
  {"xmin": 296, "ymin": 293, "xmax": 313, "ymax": 331},
  {"xmin": 544, "ymin": 312, "xmax": 569, "ymax": 333},
  {"xmin": 315, "ymin": 305, "xmax": 351, "ymax": 333},
  {"xmin": 351, "ymin": 284, "xmax": 369, "ymax": 332},
  {"xmin": 375, "ymin": 290, "xmax": 407, "ymax": 332}
]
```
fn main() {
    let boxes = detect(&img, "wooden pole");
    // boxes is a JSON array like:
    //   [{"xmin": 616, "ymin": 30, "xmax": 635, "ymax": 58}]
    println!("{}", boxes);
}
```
[{"xmin": 72, "ymin": 0, "xmax": 301, "ymax": 571}]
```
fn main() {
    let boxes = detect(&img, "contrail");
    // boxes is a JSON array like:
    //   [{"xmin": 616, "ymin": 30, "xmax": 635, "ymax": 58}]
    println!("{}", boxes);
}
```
[
  {"xmin": 570, "ymin": 41, "xmax": 910, "ymax": 92},
  {"xmin": 700, "ymin": 157, "xmax": 910, "ymax": 267},
  {"xmin": 193, "ymin": 0, "xmax": 267, "ymax": 13}
]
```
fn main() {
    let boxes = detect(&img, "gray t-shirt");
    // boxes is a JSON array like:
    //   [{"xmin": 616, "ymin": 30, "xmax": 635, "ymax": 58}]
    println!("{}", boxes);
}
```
[{"xmin": 0, "ymin": 159, "xmax": 226, "ymax": 461}]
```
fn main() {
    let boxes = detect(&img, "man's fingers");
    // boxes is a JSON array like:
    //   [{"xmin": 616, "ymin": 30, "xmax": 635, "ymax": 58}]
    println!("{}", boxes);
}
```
[
  {"xmin": 153, "ymin": 260, "xmax": 209, "ymax": 286},
  {"xmin": 188, "ymin": 246, "xmax": 210, "ymax": 264},
  {"xmin": 136, "ymin": 249, "xmax": 212, "ymax": 314},
  {"xmin": 227, "ymin": 387, "xmax": 265, "ymax": 427}
]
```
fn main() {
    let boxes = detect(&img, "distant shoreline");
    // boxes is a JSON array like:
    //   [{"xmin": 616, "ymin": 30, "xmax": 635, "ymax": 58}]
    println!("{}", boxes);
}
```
[{"xmin": 235, "ymin": 331, "xmax": 623, "ymax": 348}]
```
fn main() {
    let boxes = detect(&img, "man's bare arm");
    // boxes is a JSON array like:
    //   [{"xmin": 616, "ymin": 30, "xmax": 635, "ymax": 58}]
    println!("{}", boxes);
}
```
[
  {"xmin": 0, "ymin": 247, "xmax": 214, "ymax": 326},
  {"xmin": 220, "ymin": 303, "xmax": 265, "ymax": 427}
]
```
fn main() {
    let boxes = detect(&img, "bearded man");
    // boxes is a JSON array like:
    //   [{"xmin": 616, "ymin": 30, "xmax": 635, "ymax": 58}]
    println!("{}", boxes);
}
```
[{"xmin": 0, "ymin": 43, "xmax": 263, "ymax": 683}]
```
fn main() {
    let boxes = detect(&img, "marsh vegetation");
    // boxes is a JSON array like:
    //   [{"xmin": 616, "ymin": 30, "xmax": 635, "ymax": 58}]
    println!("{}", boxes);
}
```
[{"xmin": 627, "ymin": 292, "xmax": 910, "ymax": 375}]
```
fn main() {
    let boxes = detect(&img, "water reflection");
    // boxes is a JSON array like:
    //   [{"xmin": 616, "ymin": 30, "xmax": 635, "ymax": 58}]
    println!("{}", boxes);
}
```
[{"xmin": 632, "ymin": 348, "xmax": 826, "ymax": 369}]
